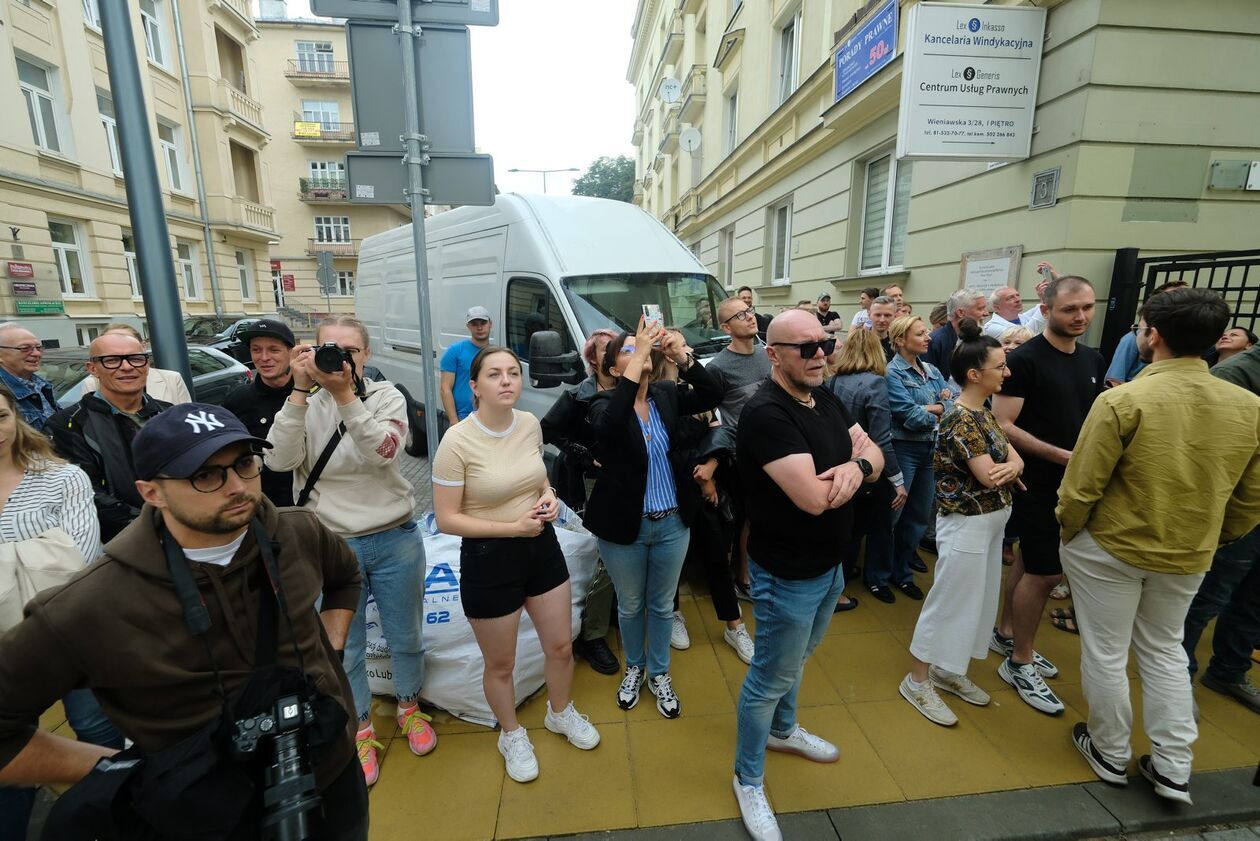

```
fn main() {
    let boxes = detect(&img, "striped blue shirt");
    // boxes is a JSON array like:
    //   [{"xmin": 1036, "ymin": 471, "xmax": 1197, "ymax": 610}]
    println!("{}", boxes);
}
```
[{"xmin": 638, "ymin": 399, "xmax": 677, "ymax": 515}]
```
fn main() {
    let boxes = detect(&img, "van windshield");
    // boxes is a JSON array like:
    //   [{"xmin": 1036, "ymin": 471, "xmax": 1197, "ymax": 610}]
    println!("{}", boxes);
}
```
[{"xmin": 562, "ymin": 272, "xmax": 732, "ymax": 357}]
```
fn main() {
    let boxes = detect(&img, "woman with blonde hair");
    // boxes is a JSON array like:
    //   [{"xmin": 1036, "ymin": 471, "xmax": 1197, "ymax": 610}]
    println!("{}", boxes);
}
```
[
  {"xmin": 998, "ymin": 325, "xmax": 1034, "ymax": 353},
  {"xmin": 827, "ymin": 329, "xmax": 903, "ymax": 609}
]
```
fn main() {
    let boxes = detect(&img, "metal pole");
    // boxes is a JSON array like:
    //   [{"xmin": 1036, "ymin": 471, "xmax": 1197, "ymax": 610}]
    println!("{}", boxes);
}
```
[
  {"xmin": 541, "ymin": 171, "xmax": 548, "ymax": 194},
  {"xmin": 98, "ymin": 0, "xmax": 193, "ymax": 391},
  {"xmin": 398, "ymin": 2, "xmax": 441, "ymax": 461}
]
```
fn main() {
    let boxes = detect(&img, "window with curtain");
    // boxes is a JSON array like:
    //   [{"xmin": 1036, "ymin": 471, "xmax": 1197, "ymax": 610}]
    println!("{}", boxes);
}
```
[{"xmin": 860, "ymin": 154, "xmax": 913, "ymax": 272}]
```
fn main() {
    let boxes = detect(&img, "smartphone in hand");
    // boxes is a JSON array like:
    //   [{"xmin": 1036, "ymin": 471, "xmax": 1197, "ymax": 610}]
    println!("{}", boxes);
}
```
[{"xmin": 642, "ymin": 303, "xmax": 663, "ymax": 330}]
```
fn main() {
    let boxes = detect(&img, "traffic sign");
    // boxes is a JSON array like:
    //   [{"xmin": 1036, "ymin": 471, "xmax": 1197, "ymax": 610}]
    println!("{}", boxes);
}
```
[
  {"xmin": 345, "ymin": 151, "xmax": 494, "ymax": 207},
  {"xmin": 310, "ymin": 0, "xmax": 497, "ymax": 25},
  {"xmin": 347, "ymin": 22, "xmax": 475, "ymax": 155},
  {"xmin": 316, "ymin": 250, "xmax": 336, "ymax": 294}
]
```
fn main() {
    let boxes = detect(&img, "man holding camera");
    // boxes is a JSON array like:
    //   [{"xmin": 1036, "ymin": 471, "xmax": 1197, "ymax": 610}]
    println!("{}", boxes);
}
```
[
  {"xmin": 266, "ymin": 316, "xmax": 436, "ymax": 787},
  {"xmin": 0, "ymin": 404, "xmax": 367, "ymax": 838}
]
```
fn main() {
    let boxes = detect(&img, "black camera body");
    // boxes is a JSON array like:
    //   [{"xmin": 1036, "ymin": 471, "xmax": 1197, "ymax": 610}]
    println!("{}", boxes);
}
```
[
  {"xmin": 313, "ymin": 342, "xmax": 353, "ymax": 374},
  {"xmin": 231, "ymin": 694, "xmax": 321, "ymax": 841}
]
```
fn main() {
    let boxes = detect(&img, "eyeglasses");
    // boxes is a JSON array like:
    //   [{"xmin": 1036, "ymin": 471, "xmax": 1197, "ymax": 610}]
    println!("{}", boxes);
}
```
[
  {"xmin": 721, "ymin": 307, "xmax": 755, "ymax": 325},
  {"xmin": 772, "ymin": 339, "xmax": 837, "ymax": 359},
  {"xmin": 619, "ymin": 345, "xmax": 637, "ymax": 355},
  {"xmin": 90, "ymin": 353, "xmax": 151, "ymax": 369},
  {"xmin": 979, "ymin": 362, "xmax": 1009, "ymax": 372},
  {"xmin": 169, "ymin": 454, "xmax": 263, "ymax": 493},
  {"xmin": 0, "ymin": 343, "xmax": 43, "ymax": 354}
]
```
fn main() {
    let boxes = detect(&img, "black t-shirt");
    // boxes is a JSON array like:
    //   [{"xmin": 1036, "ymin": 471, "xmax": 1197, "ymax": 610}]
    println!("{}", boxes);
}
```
[
  {"xmin": 737, "ymin": 379, "xmax": 854, "ymax": 579},
  {"xmin": 1002, "ymin": 334, "xmax": 1106, "ymax": 487},
  {"xmin": 223, "ymin": 376, "xmax": 296, "ymax": 507},
  {"xmin": 817, "ymin": 310, "xmax": 842, "ymax": 328}
]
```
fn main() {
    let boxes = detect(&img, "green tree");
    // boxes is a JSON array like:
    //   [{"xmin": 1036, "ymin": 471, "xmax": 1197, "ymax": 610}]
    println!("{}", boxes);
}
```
[{"xmin": 571, "ymin": 155, "xmax": 635, "ymax": 203}]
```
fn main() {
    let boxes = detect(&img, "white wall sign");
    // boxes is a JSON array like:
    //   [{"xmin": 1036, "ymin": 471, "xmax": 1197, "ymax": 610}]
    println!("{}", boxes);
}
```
[
  {"xmin": 959, "ymin": 245, "xmax": 1022, "ymax": 296},
  {"xmin": 897, "ymin": 3, "xmax": 1046, "ymax": 161}
]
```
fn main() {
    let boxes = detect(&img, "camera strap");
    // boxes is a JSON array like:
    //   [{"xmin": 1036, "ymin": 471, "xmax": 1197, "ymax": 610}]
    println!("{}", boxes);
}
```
[{"xmin": 296, "ymin": 421, "xmax": 346, "ymax": 508}]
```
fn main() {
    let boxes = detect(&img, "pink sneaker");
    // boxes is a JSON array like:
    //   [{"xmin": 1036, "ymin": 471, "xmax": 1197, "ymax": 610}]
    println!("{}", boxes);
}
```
[
  {"xmin": 397, "ymin": 705, "xmax": 438, "ymax": 756},
  {"xmin": 356, "ymin": 727, "xmax": 384, "ymax": 786}
]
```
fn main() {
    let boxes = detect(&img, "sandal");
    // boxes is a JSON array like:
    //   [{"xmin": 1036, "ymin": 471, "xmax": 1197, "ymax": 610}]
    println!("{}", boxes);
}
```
[
  {"xmin": 1050, "ymin": 608, "xmax": 1079, "ymax": 635},
  {"xmin": 1049, "ymin": 582, "xmax": 1071, "ymax": 600}
]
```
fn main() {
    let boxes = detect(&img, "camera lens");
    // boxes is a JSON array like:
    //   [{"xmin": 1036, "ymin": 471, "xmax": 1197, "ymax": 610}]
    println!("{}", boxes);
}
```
[{"xmin": 313, "ymin": 344, "xmax": 348, "ymax": 374}]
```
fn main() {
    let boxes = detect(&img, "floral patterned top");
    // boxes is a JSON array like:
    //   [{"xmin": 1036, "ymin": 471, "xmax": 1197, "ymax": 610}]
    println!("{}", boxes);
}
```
[{"xmin": 934, "ymin": 405, "xmax": 1013, "ymax": 516}]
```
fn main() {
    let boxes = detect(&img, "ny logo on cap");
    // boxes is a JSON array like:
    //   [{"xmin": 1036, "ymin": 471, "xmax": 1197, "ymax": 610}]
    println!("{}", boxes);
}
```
[{"xmin": 184, "ymin": 410, "xmax": 225, "ymax": 434}]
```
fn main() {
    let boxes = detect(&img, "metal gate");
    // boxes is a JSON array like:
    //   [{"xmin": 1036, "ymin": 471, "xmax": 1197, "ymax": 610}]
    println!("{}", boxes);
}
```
[{"xmin": 1100, "ymin": 247, "xmax": 1260, "ymax": 360}]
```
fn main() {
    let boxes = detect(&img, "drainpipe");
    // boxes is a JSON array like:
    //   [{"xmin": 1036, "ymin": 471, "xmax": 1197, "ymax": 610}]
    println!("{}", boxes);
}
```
[{"xmin": 170, "ymin": 0, "xmax": 225, "ymax": 317}]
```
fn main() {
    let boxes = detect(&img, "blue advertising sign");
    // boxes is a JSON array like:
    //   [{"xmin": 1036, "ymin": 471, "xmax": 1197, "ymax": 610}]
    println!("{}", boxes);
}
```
[{"xmin": 833, "ymin": 0, "xmax": 898, "ymax": 103}]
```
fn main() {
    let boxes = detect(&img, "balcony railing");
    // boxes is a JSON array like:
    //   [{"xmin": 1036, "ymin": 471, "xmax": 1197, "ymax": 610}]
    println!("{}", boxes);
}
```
[
  {"xmin": 291, "ymin": 115, "xmax": 355, "ymax": 143},
  {"xmin": 284, "ymin": 59, "xmax": 350, "ymax": 82},
  {"xmin": 223, "ymin": 81, "xmax": 265, "ymax": 134},
  {"xmin": 306, "ymin": 238, "xmax": 360, "ymax": 256},
  {"xmin": 298, "ymin": 177, "xmax": 349, "ymax": 202},
  {"xmin": 238, "ymin": 199, "xmax": 276, "ymax": 233},
  {"xmin": 680, "ymin": 66, "xmax": 707, "ymax": 122}
]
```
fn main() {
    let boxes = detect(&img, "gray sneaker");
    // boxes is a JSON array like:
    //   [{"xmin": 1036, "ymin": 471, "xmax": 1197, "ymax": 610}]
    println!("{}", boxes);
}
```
[{"xmin": 1199, "ymin": 672, "xmax": 1260, "ymax": 714}]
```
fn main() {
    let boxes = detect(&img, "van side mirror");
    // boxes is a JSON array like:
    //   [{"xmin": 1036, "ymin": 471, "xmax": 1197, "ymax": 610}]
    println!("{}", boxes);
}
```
[{"xmin": 528, "ymin": 330, "xmax": 584, "ymax": 388}]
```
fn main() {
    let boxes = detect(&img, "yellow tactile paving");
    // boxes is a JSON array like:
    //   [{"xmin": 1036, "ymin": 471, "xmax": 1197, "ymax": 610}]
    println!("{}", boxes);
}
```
[{"xmin": 626, "ymin": 713, "xmax": 742, "ymax": 828}]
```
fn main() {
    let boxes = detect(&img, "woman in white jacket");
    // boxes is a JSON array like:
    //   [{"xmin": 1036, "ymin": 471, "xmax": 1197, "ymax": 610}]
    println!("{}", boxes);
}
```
[{"xmin": 265, "ymin": 316, "xmax": 434, "ymax": 788}]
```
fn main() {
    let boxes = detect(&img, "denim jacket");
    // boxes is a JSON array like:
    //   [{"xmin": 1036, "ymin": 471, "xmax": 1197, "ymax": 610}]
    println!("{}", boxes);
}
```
[
  {"xmin": 0, "ymin": 367, "xmax": 58, "ymax": 432},
  {"xmin": 885, "ymin": 354, "xmax": 951, "ymax": 442}
]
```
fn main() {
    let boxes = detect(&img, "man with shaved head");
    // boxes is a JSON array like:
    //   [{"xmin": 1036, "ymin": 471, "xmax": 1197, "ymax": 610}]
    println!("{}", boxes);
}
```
[
  {"xmin": 48, "ymin": 332, "xmax": 172, "ymax": 540},
  {"xmin": 0, "ymin": 322, "xmax": 57, "ymax": 431},
  {"xmin": 730, "ymin": 309, "xmax": 885, "ymax": 840}
]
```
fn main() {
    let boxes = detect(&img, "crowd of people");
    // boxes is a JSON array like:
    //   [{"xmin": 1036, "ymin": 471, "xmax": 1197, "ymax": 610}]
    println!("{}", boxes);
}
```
[{"xmin": 0, "ymin": 257, "xmax": 1254, "ymax": 841}]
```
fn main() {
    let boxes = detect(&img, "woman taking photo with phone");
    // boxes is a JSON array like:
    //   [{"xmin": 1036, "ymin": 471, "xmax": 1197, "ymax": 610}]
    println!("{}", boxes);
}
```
[
  {"xmin": 433, "ymin": 346, "xmax": 600, "ymax": 784},
  {"xmin": 586, "ymin": 318, "xmax": 722, "ymax": 719}
]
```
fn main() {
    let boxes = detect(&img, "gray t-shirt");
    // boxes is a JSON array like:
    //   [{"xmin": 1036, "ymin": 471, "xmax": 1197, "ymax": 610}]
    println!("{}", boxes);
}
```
[{"xmin": 707, "ymin": 346, "xmax": 771, "ymax": 428}]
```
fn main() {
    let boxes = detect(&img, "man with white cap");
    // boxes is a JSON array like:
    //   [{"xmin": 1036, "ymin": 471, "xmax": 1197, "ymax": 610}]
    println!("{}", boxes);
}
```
[{"xmin": 440, "ymin": 306, "xmax": 492, "ymax": 424}]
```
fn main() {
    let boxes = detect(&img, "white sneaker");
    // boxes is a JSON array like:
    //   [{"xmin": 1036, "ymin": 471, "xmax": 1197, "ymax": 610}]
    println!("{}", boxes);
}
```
[
  {"xmin": 999, "ymin": 658, "xmax": 1065, "ymax": 715},
  {"xmin": 732, "ymin": 775, "xmax": 782, "ymax": 841},
  {"xmin": 616, "ymin": 666, "xmax": 645, "ymax": 711},
  {"xmin": 929, "ymin": 666, "xmax": 991, "ymax": 706},
  {"xmin": 899, "ymin": 674, "xmax": 958, "ymax": 727},
  {"xmin": 497, "ymin": 727, "xmax": 539, "ymax": 783},
  {"xmin": 670, "ymin": 611, "xmax": 690, "ymax": 650},
  {"xmin": 544, "ymin": 701, "xmax": 600, "ymax": 750},
  {"xmin": 649, "ymin": 673, "xmax": 682, "ymax": 719},
  {"xmin": 723, "ymin": 624, "xmax": 755, "ymax": 665},
  {"xmin": 766, "ymin": 725, "xmax": 839, "ymax": 763},
  {"xmin": 988, "ymin": 630, "xmax": 1059, "ymax": 678}
]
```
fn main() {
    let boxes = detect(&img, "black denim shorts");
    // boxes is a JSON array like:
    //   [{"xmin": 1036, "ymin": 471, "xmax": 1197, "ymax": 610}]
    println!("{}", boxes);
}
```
[{"xmin": 459, "ymin": 522, "xmax": 570, "ymax": 619}]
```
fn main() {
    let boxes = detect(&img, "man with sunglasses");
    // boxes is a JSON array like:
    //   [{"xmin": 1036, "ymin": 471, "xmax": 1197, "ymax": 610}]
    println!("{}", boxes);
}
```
[
  {"xmin": 47, "ymin": 332, "xmax": 171, "ymax": 541},
  {"xmin": 0, "ymin": 322, "xmax": 57, "ymax": 431},
  {"xmin": 731, "ymin": 309, "xmax": 884, "ymax": 841}
]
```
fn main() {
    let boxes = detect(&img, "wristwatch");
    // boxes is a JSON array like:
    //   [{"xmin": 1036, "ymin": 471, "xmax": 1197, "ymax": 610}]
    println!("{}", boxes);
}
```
[{"xmin": 853, "ymin": 457, "xmax": 873, "ymax": 478}]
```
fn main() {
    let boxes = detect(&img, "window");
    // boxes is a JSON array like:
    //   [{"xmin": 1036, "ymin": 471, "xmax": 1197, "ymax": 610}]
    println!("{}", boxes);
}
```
[
  {"xmin": 139, "ymin": 0, "xmax": 168, "ymax": 67},
  {"xmin": 719, "ymin": 225, "xmax": 736, "ymax": 289},
  {"xmin": 122, "ymin": 231, "xmax": 140, "ymax": 297},
  {"xmin": 98, "ymin": 91, "xmax": 121, "ymax": 175},
  {"xmin": 724, "ymin": 86, "xmax": 739, "ymax": 154},
  {"xmin": 506, "ymin": 278, "xmax": 573, "ymax": 362},
  {"xmin": 768, "ymin": 198, "xmax": 792, "ymax": 286},
  {"xmin": 188, "ymin": 348, "xmax": 229, "ymax": 376},
  {"xmin": 860, "ymin": 153, "xmax": 913, "ymax": 272},
  {"xmin": 176, "ymin": 241, "xmax": 201, "ymax": 299},
  {"xmin": 49, "ymin": 219, "xmax": 89, "ymax": 296},
  {"xmin": 157, "ymin": 122, "xmax": 184, "ymax": 193},
  {"xmin": 16, "ymin": 58, "xmax": 62, "ymax": 153},
  {"xmin": 295, "ymin": 41, "xmax": 334, "ymax": 73},
  {"xmin": 235, "ymin": 249, "xmax": 254, "ymax": 301},
  {"xmin": 301, "ymin": 100, "xmax": 340, "ymax": 129},
  {"xmin": 776, "ymin": 8, "xmax": 802, "ymax": 105},
  {"xmin": 335, "ymin": 271, "xmax": 354, "ymax": 297},
  {"xmin": 313, "ymin": 216, "xmax": 351, "ymax": 243},
  {"xmin": 82, "ymin": 0, "xmax": 101, "ymax": 28},
  {"xmin": 309, "ymin": 160, "xmax": 345, "ymax": 187},
  {"xmin": 77, "ymin": 325, "xmax": 104, "ymax": 347}
]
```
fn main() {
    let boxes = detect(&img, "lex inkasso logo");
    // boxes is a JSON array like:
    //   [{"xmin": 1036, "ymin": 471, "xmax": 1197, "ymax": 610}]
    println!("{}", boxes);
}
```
[{"xmin": 968, "ymin": 17, "xmax": 981, "ymax": 32}]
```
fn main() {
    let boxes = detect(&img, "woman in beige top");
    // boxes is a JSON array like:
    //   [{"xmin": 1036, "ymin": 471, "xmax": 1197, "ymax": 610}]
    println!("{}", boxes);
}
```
[{"xmin": 432, "ymin": 346, "xmax": 600, "ymax": 784}]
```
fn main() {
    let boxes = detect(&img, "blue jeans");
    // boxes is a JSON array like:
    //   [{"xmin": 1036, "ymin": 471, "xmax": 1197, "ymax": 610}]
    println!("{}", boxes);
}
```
[
  {"xmin": 890, "ymin": 440, "xmax": 934, "ymax": 584},
  {"xmin": 735, "ymin": 559, "xmax": 845, "ymax": 786},
  {"xmin": 598, "ymin": 513, "xmax": 690, "ymax": 677},
  {"xmin": 63, "ymin": 689, "xmax": 124, "ymax": 748},
  {"xmin": 1183, "ymin": 524, "xmax": 1260, "ymax": 683},
  {"xmin": 344, "ymin": 521, "xmax": 427, "ymax": 721}
]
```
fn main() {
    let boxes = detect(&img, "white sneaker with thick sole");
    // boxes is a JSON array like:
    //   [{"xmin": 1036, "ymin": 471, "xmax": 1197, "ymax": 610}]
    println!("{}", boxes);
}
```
[
  {"xmin": 766, "ymin": 725, "xmax": 839, "ymax": 763},
  {"xmin": 724, "ymin": 624, "xmax": 755, "ymax": 665},
  {"xmin": 649, "ymin": 673, "xmax": 681, "ymax": 719},
  {"xmin": 988, "ymin": 630, "xmax": 1059, "ymax": 678},
  {"xmin": 929, "ymin": 666, "xmax": 991, "ymax": 706},
  {"xmin": 732, "ymin": 776, "xmax": 782, "ymax": 841},
  {"xmin": 544, "ymin": 701, "xmax": 600, "ymax": 750},
  {"xmin": 670, "ymin": 611, "xmax": 691, "ymax": 650},
  {"xmin": 899, "ymin": 674, "xmax": 958, "ymax": 726},
  {"xmin": 999, "ymin": 658, "xmax": 1065, "ymax": 715},
  {"xmin": 616, "ymin": 666, "xmax": 645, "ymax": 711},
  {"xmin": 498, "ymin": 727, "xmax": 539, "ymax": 783}
]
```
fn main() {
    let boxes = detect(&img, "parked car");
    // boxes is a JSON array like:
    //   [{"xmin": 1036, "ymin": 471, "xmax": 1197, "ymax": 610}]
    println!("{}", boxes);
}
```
[
  {"xmin": 185, "ymin": 316, "xmax": 263, "ymax": 365},
  {"xmin": 39, "ymin": 345, "xmax": 253, "ymax": 408}
]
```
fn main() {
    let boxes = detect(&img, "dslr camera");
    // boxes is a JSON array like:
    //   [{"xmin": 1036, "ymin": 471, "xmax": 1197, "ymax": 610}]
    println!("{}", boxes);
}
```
[
  {"xmin": 231, "ymin": 694, "xmax": 321, "ymax": 841},
  {"xmin": 313, "ymin": 342, "xmax": 353, "ymax": 374}
]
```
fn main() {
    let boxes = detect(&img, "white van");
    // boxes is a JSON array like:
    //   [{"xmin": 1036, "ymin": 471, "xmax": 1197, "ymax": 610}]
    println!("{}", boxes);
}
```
[{"xmin": 356, "ymin": 193, "xmax": 731, "ymax": 446}]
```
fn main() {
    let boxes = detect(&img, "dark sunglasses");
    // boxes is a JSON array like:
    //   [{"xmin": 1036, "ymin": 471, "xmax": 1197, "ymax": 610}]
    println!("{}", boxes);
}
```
[{"xmin": 772, "ymin": 339, "xmax": 836, "ymax": 359}]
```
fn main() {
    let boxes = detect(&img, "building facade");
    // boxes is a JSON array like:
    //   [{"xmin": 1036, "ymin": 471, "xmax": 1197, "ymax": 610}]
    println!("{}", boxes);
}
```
[
  {"xmin": 254, "ymin": 14, "xmax": 410, "ymax": 323},
  {"xmin": 629, "ymin": 0, "xmax": 1260, "ymax": 339},
  {"xmin": 0, "ymin": 0, "xmax": 277, "ymax": 347}
]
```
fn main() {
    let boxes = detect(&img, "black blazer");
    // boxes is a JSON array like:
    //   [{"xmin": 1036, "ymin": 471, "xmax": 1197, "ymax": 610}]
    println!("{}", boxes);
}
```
[{"xmin": 583, "ymin": 362, "xmax": 722, "ymax": 544}]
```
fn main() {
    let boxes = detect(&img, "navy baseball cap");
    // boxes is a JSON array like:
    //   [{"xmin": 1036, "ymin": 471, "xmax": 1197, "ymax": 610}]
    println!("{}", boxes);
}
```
[
  {"xmin": 133, "ymin": 403, "xmax": 272, "ymax": 481},
  {"xmin": 237, "ymin": 319, "xmax": 295, "ymax": 347}
]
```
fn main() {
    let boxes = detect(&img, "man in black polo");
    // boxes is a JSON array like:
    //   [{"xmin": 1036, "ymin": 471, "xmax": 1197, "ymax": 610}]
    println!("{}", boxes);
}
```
[{"xmin": 223, "ymin": 319, "xmax": 297, "ymax": 506}]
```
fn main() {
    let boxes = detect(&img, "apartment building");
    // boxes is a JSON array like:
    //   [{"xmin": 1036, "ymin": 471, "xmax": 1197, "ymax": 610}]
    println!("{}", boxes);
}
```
[
  {"xmin": 0, "ymin": 0, "xmax": 277, "ymax": 347},
  {"xmin": 254, "ymin": 12, "xmax": 410, "ymax": 322},
  {"xmin": 629, "ymin": 0, "xmax": 1260, "ymax": 339}
]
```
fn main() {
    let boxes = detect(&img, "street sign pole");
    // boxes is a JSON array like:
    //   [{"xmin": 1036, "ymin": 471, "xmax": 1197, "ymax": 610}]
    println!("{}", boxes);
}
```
[{"xmin": 397, "ymin": 1, "xmax": 441, "ymax": 461}]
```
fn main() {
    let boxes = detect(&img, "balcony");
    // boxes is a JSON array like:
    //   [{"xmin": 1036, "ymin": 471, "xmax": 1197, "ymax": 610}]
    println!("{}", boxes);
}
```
[
  {"xmin": 659, "ymin": 111, "xmax": 680, "ymax": 156},
  {"xmin": 284, "ymin": 59, "xmax": 350, "ymax": 85},
  {"xmin": 221, "ymin": 80, "xmax": 267, "ymax": 139},
  {"xmin": 632, "ymin": 179, "xmax": 644, "ymax": 205},
  {"xmin": 307, "ymin": 238, "xmax": 360, "ymax": 257},
  {"xmin": 632, "ymin": 119, "xmax": 644, "ymax": 146},
  {"xmin": 680, "ymin": 65, "xmax": 707, "ymax": 122},
  {"xmin": 298, "ymin": 177, "xmax": 350, "ymax": 203},
  {"xmin": 662, "ymin": 11, "xmax": 684, "ymax": 66},
  {"xmin": 678, "ymin": 190, "xmax": 699, "ymax": 226},
  {"xmin": 214, "ymin": 197, "xmax": 276, "ymax": 235},
  {"xmin": 292, "ymin": 115, "xmax": 355, "ymax": 144},
  {"xmin": 209, "ymin": 0, "xmax": 259, "ymax": 39},
  {"xmin": 678, "ymin": 0, "xmax": 703, "ymax": 14}
]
